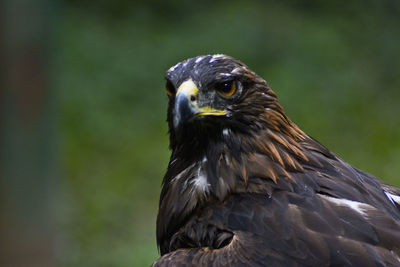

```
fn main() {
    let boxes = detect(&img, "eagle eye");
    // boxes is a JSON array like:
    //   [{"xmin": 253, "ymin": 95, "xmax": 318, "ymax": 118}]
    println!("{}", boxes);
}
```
[
  {"xmin": 166, "ymin": 80, "xmax": 175, "ymax": 96},
  {"xmin": 215, "ymin": 80, "xmax": 237, "ymax": 98}
]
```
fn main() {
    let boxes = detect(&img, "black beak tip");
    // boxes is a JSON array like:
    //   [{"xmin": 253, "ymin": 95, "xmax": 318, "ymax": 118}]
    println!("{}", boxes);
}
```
[{"xmin": 173, "ymin": 93, "xmax": 196, "ymax": 130}]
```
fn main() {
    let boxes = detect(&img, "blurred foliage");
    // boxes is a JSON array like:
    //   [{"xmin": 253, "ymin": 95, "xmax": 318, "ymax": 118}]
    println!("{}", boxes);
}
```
[{"xmin": 55, "ymin": 0, "xmax": 400, "ymax": 266}]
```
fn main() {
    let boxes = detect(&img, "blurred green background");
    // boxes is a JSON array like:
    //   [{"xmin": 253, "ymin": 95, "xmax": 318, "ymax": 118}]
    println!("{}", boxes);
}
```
[{"xmin": 2, "ymin": 0, "xmax": 400, "ymax": 266}]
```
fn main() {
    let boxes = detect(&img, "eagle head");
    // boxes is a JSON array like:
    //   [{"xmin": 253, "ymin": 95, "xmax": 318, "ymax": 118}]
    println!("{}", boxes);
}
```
[{"xmin": 165, "ymin": 54, "xmax": 305, "ymax": 151}]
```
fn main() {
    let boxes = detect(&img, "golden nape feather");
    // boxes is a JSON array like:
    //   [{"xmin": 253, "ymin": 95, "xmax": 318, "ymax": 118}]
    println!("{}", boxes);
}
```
[{"xmin": 154, "ymin": 55, "xmax": 400, "ymax": 266}]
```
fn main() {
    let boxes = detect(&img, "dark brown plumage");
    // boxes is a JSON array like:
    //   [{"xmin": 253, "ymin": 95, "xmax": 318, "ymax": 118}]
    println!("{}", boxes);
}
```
[{"xmin": 154, "ymin": 54, "xmax": 400, "ymax": 266}]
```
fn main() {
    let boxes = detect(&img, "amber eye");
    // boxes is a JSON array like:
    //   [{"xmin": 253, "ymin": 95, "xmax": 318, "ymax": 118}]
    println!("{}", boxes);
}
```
[
  {"xmin": 166, "ymin": 80, "xmax": 175, "ymax": 96},
  {"xmin": 215, "ymin": 81, "xmax": 237, "ymax": 97}
]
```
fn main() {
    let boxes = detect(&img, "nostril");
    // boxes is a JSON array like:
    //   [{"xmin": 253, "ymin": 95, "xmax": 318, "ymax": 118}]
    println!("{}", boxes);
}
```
[{"xmin": 190, "ymin": 95, "xmax": 196, "ymax": 102}]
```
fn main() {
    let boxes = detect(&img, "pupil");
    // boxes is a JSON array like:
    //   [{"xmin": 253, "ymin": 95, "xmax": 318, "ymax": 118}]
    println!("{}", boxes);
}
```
[
  {"xmin": 222, "ymin": 82, "xmax": 231, "ymax": 92},
  {"xmin": 166, "ymin": 81, "xmax": 175, "ymax": 95}
]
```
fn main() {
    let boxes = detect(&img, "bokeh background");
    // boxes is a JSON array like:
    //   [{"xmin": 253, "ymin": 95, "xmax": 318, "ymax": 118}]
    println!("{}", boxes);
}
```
[{"xmin": 1, "ymin": 0, "xmax": 400, "ymax": 266}]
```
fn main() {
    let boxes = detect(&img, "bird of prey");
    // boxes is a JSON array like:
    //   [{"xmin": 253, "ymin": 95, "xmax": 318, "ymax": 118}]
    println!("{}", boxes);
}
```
[{"xmin": 153, "ymin": 54, "xmax": 400, "ymax": 266}]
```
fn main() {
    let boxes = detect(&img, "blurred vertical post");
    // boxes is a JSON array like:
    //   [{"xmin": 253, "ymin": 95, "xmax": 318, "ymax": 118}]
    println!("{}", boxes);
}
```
[{"xmin": 0, "ymin": 0, "xmax": 58, "ymax": 265}]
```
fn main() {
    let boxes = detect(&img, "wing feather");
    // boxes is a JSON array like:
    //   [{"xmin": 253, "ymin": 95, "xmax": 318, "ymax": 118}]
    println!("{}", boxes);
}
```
[{"xmin": 155, "ymin": 191, "xmax": 400, "ymax": 266}]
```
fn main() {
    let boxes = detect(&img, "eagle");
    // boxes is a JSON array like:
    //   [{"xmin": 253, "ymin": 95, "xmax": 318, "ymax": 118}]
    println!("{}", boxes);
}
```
[{"xmin": 153, "ymin": 54, "xmax": 400, "ymax": 266}]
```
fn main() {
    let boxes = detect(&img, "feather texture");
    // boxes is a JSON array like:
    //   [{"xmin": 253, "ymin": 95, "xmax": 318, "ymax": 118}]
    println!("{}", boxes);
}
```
[{"xmin": 154, "ymin": 55, "xmax": 400, "ymax": 266}]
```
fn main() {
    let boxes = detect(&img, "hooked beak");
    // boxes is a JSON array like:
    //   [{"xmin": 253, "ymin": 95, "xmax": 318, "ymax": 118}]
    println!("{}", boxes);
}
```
[{"xmin": 173, "ymin": 79, "xmax": 226, "ymax": 130}]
